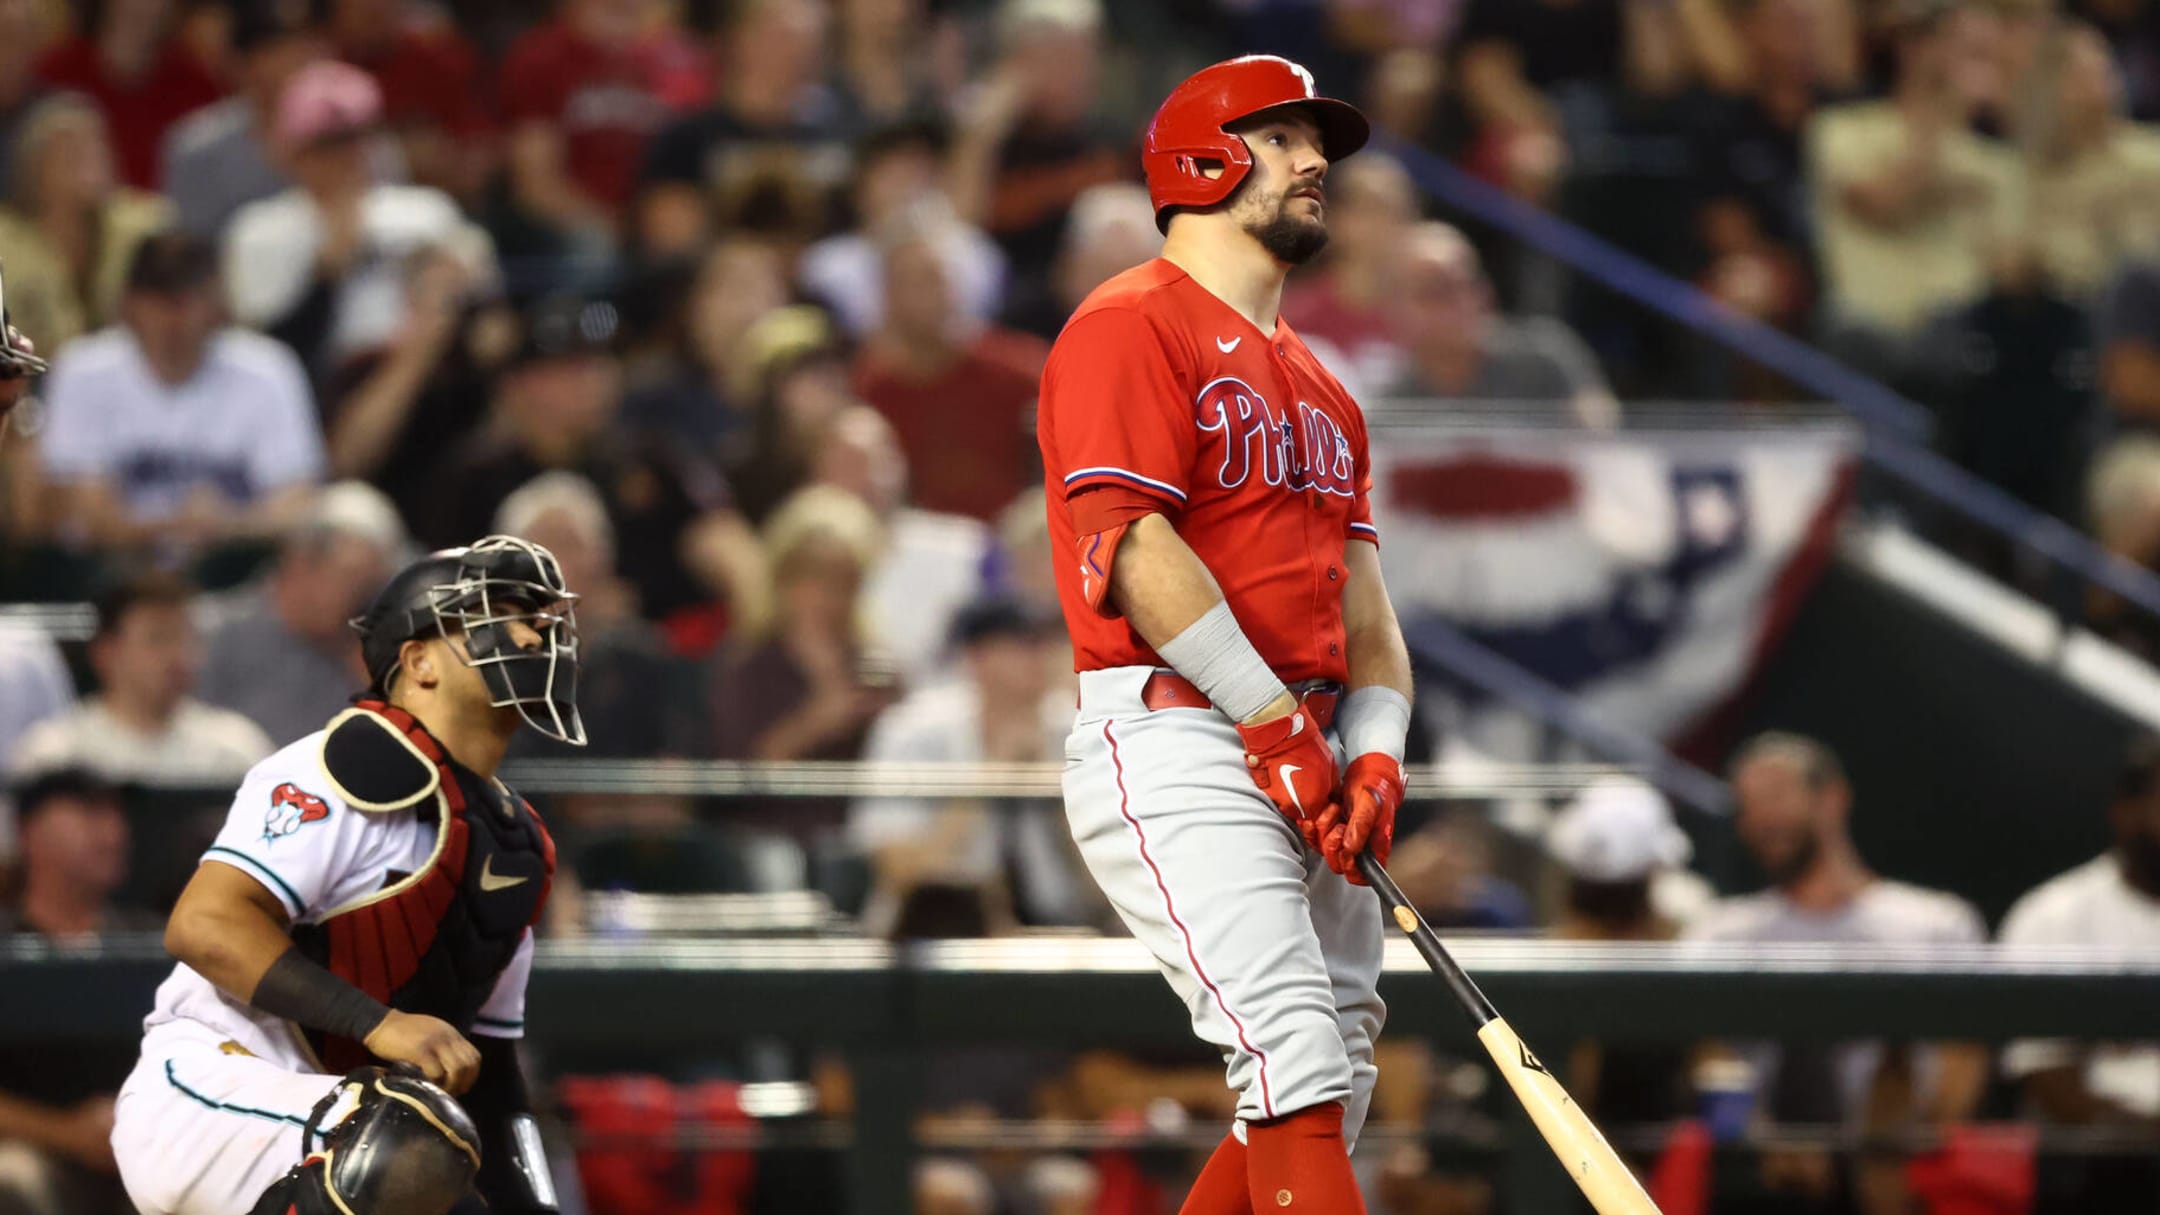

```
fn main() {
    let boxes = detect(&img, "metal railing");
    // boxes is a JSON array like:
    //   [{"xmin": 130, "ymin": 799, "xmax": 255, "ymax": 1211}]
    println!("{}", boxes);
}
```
[
  {"xmin": 10, "ymin": 937, "xmax": 2159, "ymax": 1213},
  {"xmin": 495, "ymin": 758, "xmax": 1641, "ymax": 801}
]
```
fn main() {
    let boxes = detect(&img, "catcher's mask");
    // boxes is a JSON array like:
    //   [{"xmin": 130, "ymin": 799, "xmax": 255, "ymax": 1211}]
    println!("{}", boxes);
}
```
[{"xmin": 351, "ymin": 535, "xmax": 586, "ymax": 746}]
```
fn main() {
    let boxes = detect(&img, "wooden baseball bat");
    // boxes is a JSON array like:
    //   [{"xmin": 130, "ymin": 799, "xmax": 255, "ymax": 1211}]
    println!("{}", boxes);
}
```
[{"xmin": 1357, "ymin": 852, "xmax": 1664, "ymax": 1215}]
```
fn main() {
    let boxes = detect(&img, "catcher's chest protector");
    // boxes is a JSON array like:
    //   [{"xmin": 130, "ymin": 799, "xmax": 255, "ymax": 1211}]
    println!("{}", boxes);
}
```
[{"xmin": 293, "ymin": 701, "xmax": 555, "ymax": 1072}]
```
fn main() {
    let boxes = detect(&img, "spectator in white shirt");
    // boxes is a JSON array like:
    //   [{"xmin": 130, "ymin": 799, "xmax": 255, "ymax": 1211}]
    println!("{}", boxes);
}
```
[
  {"xmin": 1998, "ymin": 733, "xmax": 2160, "ymax": 1215},
  {"xmin": 11, "ymin": 571, "xmax": 272, "ymax": 790},
  {"xmin": 1687, "ymin": 732, "xmax": 1990, "ymax": 1215},
  {"xmin": 35, "ymin": 231, "xmax": 324, "ymax": 555},
  {"xmin": 222, "ymin": 60, "xmax": 493, "ymax": 377},
  {"xmin": 847, "ymin": 595, "xmax": 1098, "ymax": 938}
]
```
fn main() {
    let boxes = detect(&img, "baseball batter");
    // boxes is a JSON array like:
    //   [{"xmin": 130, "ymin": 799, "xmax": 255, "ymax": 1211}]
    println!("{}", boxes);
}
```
[
  {"xmin": 108, "ymin": 536, "xmax": 582, "ymax": 1215},
  {"xmin": 1040, "ymin": 56, "xmax": 1414, "ymax": 1213}
]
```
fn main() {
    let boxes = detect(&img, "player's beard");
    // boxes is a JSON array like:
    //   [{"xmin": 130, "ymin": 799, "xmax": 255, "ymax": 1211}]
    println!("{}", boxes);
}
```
[{"xmin": 1246, "ymin": 192, "xmax": 1329, "ymax": 266}]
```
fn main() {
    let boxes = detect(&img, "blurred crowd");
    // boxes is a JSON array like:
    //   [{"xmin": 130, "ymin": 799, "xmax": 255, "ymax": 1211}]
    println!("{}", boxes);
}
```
[{"xmin": 1, "ymin": 0, "xmax": 2159, "ymax": 1212}]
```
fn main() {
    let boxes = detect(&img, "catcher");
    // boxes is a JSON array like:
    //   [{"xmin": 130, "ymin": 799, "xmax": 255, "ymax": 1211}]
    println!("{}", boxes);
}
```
[{"xmin": 109, "ymin": 536, "xmax": 583, "ymax": 1215}]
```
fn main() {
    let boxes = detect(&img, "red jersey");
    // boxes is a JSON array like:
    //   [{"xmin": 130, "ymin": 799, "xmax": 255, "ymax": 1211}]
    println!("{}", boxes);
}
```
[
  {"xmin": 855, "ymin": 327, "xmax": 1051, "ymax": 522},
  {"xmin": 35, "ymin": 38, "xmax": 223, "ymax": 190},
  {"xmin": 1038, "ymin": 259, "xmax": 1378, "ymax": 684},
  {"xmin": 498, "ymin": 22, "xmax": 708, "ymax": 215}
]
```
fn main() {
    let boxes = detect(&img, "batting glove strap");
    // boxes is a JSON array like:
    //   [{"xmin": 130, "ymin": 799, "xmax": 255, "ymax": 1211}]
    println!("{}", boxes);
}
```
[{"xmin": 1235, "ymin": 702, "xmax": 1340, "ymax": 827}]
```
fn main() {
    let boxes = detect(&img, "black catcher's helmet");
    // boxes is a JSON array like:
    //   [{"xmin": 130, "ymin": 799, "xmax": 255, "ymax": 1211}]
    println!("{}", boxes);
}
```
[{"xmin": 350, "ymin": 535, "xmax": 585, "ymax": 745}]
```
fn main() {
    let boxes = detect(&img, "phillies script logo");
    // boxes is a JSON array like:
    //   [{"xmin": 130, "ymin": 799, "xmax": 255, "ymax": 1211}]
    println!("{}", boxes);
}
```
[
  {"xmin": 1194, "ymin": 377, "xmax": 1355, "ymax": 497},
  {"xmin": 263, "ymin": 782, "xmax": 332, "ymax": 842}
]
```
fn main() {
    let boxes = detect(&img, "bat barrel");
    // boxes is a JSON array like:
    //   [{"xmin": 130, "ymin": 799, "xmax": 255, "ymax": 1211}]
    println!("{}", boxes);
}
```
[{"xmin": 1355, "ymin": 853, "xmax": 1500, "ymax": 1028}]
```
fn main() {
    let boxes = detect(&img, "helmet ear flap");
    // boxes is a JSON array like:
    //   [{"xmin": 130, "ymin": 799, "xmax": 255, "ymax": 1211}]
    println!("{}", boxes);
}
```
[{"xmin": 1142, "ymin": 55, "xmax": 1359, "ymax": 230}]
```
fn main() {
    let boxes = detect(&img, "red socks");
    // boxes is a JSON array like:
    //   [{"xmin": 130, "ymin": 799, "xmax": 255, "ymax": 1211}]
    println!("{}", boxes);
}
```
[
  {"xmin": 1179, "ymin": 1131, "xmax": 1253, "ymax": 1215},
  {"xmin": 1245, "ymin": 1103, "xmax": 1367, "ymax": 1212}
]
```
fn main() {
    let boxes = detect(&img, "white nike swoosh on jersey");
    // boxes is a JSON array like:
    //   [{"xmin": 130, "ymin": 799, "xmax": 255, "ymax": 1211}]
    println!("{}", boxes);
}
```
[
  {"xmin": 480, "ymin": 855, "xmax": 529, "ymax": 892},
  {"xmin": 1216, "ymin": 336, "xmax": 1241, "ymax": 353}
]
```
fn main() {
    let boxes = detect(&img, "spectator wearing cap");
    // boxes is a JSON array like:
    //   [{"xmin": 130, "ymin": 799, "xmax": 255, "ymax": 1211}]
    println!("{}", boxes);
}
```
[
  {"xmin": 798, "ymin": 121, "xmax": 1009, "ymax": 341},
  {"xmin": 1547, "ymin": 774, "xmax": 1714, "ymax": 938},
  {"xmin": 847, "ymin": 594, "xmax": 1096, "ymax": 937},
  {"xmin": 32, "ymin": 0, "xmax": 222, "ymax": 191},
  {"xmin": 195, "ymin": 481, "xmax": 406, "ymax": 746},
  {"xmin": 327, "ymin": 0, "xmax": 493, "ymax": 208},
  {"xmin": 619, "ymin": 236, "xmax": 790, "ymax": 466},
  {"xmin": 1546, "ymin": 776, "xmax": 1710, "ymax": 1134},
  {"xmin": 161, "ymin": 0, "xmax": 325, "ymax": 239},
  {"xmin": 222, "ymin": 59, "xmax": 496, "ymax": 379},
  {"xmin": 1996, "ymin": 733, "xmax": 2160, "ymax": 1215},
  {"xmin": 0, "ymin": 92, "xmax": 171, "ymax": 355},
  {"xmin": 0, "ymin": 768, "xmax": 153, "ymax": 1215},
  {"xmin": 636, "ymin": 0, "xmax": 854, "ymax": 259},
  {"xmin": 853, "ymin": 207, "xmax": 1050, "ymax": 523},
  {"xmin": 34, "ymin": 231, "xmax": 323, "ymax": 554},
  {"xmin": 421, "ymin": 292, "xmax": 770, "ymax": 652},
  {"xmin": 1279, "ymin": 152, "xmax": 1421, "ymax": 394},
  {"xmin": 495, "ymin": 469, "xmax": 707, "ymax": 760},
  {"xmin": 11, "ymin": 571, "xmax": 271, "ymax": 788},
  {"xmin": 498, "ymin": 0, "xmax": 707, "ymax": 256},
  {"xmin": 1380, "ymin": 222, "xmax": 1615, "ymax": 427}
]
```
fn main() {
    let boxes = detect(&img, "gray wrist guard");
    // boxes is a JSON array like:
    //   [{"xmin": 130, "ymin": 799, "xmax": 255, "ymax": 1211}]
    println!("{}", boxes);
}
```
[{"xmin": 1156, "ymin": 600, "xmax": 1288, "ymax": 722}]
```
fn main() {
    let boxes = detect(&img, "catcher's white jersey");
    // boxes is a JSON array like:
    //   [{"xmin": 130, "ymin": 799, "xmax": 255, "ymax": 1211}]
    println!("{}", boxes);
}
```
[{"xmin": 112, "ymin": 730, "xmax": 530, "ymax": 1215}]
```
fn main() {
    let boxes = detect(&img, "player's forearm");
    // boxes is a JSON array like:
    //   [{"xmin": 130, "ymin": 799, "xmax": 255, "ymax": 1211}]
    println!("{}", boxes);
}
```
[
  {"xmin": 1341, "ymin": 544, "xmax": 1411, "ymax": 700},
  {"xmin": 1107, "ymin": 513, "xmax": 1229, "ymax": 642},
  {"xmin": 1110, "ymin": 513, "xmax": 1294, "ymax": 723}
]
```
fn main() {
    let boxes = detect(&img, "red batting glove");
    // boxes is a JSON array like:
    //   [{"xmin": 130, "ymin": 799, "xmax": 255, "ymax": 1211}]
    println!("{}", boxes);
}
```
[
  {"xmin": 1235, "ymin": 701, "xmax": 1339, "ymax": 843},
  {"xmin": 1318, "ymin": 753, "xmax": 1403, "ymax": 884}
]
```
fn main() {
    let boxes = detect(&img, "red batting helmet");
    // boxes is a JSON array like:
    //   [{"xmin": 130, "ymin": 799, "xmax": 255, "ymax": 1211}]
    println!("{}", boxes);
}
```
[{"xmin": 1142, "ymin": 55, "xmax": 1370, "ymax": 233}]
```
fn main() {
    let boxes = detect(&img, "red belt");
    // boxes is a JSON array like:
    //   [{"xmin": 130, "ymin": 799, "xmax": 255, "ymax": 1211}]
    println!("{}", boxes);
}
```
[{"xmin": 1140, "ymin": 672, "xmax": 1340, "ymax": 729}]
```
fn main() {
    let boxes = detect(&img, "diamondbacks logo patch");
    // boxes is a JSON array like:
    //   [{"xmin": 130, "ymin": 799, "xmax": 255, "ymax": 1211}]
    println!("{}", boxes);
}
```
[{"xmin": 263, "ymin": 782, "xmax": 332, "ymax": 843}]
